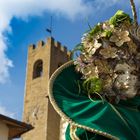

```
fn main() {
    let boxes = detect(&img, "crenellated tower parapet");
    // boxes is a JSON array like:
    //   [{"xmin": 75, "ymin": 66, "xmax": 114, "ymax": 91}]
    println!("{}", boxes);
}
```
[{"xmin": 28, "ymin": 37, "xmax": 71, "ymax": 58}]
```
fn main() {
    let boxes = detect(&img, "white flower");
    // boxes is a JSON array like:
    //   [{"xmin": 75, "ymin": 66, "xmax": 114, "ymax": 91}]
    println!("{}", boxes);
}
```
[
  {"xmin": 81, "ymin": 33, "xmax": 88, "ymax": 43},
  {"xmin": 85, "ymin": 39, "xmax": 101, "ymax": 55},
  {"xmin": 110, "ymin": 30, "xmax": 130, "ymax": 47}
]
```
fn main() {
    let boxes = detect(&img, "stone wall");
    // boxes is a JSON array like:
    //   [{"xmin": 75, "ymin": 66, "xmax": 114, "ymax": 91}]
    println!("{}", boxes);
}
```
[{"xmin": 22, "ymin": 37, "xmax": 71, "ymax": 140}]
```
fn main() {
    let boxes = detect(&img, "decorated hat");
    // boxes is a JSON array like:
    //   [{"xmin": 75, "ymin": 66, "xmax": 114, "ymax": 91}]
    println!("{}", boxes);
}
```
[
  {"xmin": 49, "ymin": 2, "xmax": 140, "ymax": 140},
  {"xmin": 49, "ymin": 60, "xmax": 140, "ymax": 140}
]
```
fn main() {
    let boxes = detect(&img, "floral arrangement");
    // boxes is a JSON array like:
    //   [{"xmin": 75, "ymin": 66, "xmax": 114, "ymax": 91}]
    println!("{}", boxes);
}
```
[{"xmin": 74, "ymin": 10, "xmax": 140, "ymax": 104}]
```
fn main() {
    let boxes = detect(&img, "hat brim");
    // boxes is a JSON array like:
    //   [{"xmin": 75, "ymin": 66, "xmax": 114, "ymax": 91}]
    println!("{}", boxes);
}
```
[{"xmin": 49, "ymin": 60, "xmax": 140, "ymax": 140}]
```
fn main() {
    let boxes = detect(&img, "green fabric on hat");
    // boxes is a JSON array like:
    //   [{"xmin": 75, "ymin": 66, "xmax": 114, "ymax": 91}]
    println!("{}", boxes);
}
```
[{"xmin": 50, "ymin": 62, "xmax": 140, "ymax": 140}]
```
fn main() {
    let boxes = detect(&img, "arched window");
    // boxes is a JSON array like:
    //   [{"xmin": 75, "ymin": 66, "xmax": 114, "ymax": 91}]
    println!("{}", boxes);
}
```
[{"xmin": 33, "ymin": 59, "xmax": 43, "ymax": 79}]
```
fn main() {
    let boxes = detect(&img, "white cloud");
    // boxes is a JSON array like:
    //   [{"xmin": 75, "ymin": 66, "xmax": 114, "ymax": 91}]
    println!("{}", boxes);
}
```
[
  {"xmin": 95, "ymin": 0, "xmax": 140, "ymax": 13},
  {"xmin": 0, "ymin": 34, "xmax": 13, "ymax": 84},
  {"xmin": 0, "ymin": 105, "xmax": 15, "ymax": 118},
  {"xmin": 0, "ymin": 0, "xmax": 139, "ymax": 83},
  {"xmin": 0, "ymin": 0, "xmax": 91, "ymax": 20},
  {"xmin": 93, "ymin": 0, "xmax": 118, "ymax": 10}
]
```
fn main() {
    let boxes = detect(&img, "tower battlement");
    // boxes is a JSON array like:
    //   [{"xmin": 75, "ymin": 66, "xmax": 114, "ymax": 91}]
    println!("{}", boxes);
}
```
[{"xmin": 28, "ymin": 37, "xmax": 71, "ymax": 57}]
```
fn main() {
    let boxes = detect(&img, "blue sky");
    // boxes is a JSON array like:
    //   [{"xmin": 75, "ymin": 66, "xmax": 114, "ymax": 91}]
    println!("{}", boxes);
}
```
[{"xmin": 0, "ymin": 0, "xmax": 139, "ymax": 121}]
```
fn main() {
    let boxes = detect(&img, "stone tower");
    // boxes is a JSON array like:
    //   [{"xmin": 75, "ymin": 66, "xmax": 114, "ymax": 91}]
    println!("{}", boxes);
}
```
[{"xmin": 22, "ymin": 37, "xmax": 71, "ymax": 140}]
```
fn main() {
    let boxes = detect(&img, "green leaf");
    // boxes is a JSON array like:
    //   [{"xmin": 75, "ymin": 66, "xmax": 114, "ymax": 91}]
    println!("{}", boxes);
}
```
[
  {"xmin": 73, "ymin": 43, "xmax": 84, "ymax": 51},
  {"xmin": 71, "ymin": 43, "xmax": 84, "ymax": 59},
  {"xmin": 83, "ymin": 77, "xmax": 102, "ymax": 94},
  {"xmin": 102, "ymin": 30, "xmax": 112, "ymax": 38},
  {"xmin": 89, "ymin": 24, "xmax": 102, "ymax": 36},
  {"xmin": 109, "ymin": 10, "xmax": 131, "ymax": 26}
]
